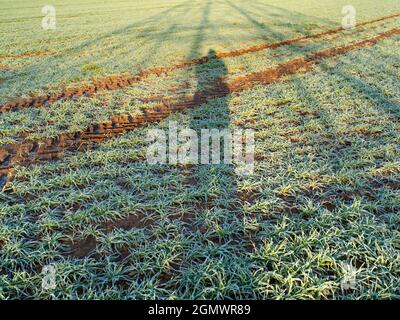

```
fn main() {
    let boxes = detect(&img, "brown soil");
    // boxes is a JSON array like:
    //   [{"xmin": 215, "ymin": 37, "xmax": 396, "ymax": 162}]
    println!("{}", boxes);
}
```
[
  {"xmin": 68, "ymin": 209, "xmax": 190, "ymax": 258},
  {"xmin": 0, "ymin": 51, "xmax": 51, "ymax": 59},
  {"xmin": 69, "ymin": 235, "xmax": 97, "ymax": 259},
  {"xmin": 228, "ymin": 27, "xmax": 400, "ymax": 92},
  {"xmin": 1, "ymin": 13, "xmax": 399, "ymax": 114},
  {"xmin": 0, "ymin": 74, "xmax": 135, "ymax": 112},
  {"xmin": 217, "ymin": 12, "xmax": 400, "ymax": 59},
  {"xmin": 1, "ymin": 27, "xmax": 399, "ymax": 190}
]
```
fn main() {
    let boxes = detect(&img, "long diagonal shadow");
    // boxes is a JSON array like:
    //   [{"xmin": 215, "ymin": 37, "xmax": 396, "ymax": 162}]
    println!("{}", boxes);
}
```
[
  {"xmin": 2, "ymin": 10, "xmax": 399, "ymax": 112},
  {"xmin": 184, "ymin": 0, "xmax": 241, "ymax": 229},
  {"xmin": 1, "ymin": 26, "xmax": 399, "ymax": 191},
  {"xmin": 0, "ymin": 0, "xmax": 194, "ymax": 102}
]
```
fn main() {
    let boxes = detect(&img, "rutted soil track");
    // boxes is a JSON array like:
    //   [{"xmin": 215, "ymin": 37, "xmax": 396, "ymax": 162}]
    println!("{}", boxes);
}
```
[
  {"xmin": 1, "ymin": 27, "xmax": 399, "ymax": 189},
  {"xmin": 1, "ymin": 13, "xmax": 399, "ymax": 113},
  {"xmin": 0, "ymin": 51, "xmax": 51, "ymax": 59},
  {"xmin": 229, "ymin": 27, "xmax": 400, "ymax": 91}
]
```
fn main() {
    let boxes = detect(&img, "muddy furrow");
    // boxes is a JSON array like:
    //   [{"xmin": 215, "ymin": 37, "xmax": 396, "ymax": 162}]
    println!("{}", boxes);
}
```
[
  {"xmin": 1, "ymin": 13, "xmax": 399, "ymax": 114},
  {"xmin": 0, "ymin": 51, "xmax": 51, "ymax": 59},
  {"xmin": 229, "ymin": 27, "xmax": 400, "ymax": 92},
  {"xmin": 217, "ymin": 12, "xmax": 400, "ymax": 58},
  {"xmin": 1, "ymin": 27, "xmax": 399, "ymax": 189}
]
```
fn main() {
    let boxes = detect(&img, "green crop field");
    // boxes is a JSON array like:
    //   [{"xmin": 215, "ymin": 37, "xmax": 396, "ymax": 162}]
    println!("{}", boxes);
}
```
[{"xmin": 0, "ymin": 0, "xmax": 399, "ymax": 300}]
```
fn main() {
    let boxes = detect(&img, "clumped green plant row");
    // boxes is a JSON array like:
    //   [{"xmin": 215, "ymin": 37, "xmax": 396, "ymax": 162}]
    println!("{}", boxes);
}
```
[{"xmin": 0, "ymin": 0, "xmax": 399, "ymax": 299}]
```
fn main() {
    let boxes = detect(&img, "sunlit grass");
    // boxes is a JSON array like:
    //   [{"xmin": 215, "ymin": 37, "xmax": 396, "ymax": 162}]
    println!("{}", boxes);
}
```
[{"xmin": 0, "ymin": 0, "xmax": 399, "ymax": 300}]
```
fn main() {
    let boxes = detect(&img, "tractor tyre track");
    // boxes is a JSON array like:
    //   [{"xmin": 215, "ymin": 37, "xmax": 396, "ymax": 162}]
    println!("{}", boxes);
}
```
[
  {"xmin": 1, "ymin": 13, "xmax": 399, "ymax": 113},
  {"xmin": 0, "ymin": 51, "xmax": 51, "ymax": 59},
  {"xmin": 1, "ymin": 27, "xmax": 400, "ymax": 189}
]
